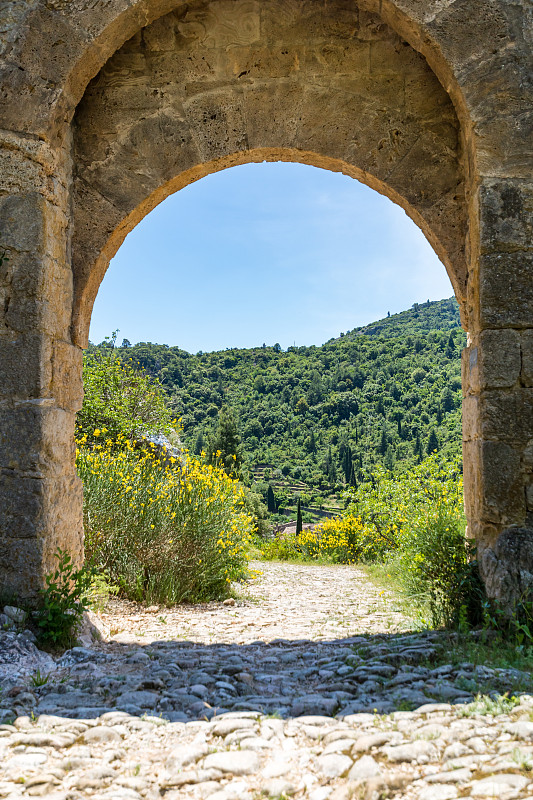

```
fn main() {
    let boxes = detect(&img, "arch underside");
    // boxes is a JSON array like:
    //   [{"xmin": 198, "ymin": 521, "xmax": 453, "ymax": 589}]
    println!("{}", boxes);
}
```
[{"xmin": 71, "ymin": 0, "xmax": 468, "ymax": 347}]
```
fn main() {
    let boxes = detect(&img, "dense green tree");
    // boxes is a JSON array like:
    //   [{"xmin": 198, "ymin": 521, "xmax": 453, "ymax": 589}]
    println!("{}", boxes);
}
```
[
  {"xmin": 78, "ymin": 348, "xmax": 172, "ymax": 444},
  {"xmin": 193, "ymin": 430, "xmax": 204, "ymax": 455},
  {"xmin": 208, "ymin": 405, "xmax": 242, "ymax": 476}
]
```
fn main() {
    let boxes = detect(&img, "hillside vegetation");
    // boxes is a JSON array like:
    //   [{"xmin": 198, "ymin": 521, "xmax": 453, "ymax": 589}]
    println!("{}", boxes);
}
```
[{"xmin": 95, "ymin": 297, "xmax": 464, "ymax": 509}]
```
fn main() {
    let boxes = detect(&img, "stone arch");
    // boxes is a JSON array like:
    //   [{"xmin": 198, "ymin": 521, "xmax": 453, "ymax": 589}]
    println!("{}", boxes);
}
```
[
  {"xmin": 0, "ymin": 0, "xmax": 531, "ymax": 606},
  {"xmin": 70, "ymin": 1, "xmax": 467, "ymax": 347}
]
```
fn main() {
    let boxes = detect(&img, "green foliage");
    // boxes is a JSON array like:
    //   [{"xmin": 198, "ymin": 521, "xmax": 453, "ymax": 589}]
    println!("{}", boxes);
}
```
[
  {"xmin": 35, "ymin": 550, "xmax": 96, "ymax": 647},
  {"xmin": 345, "ymin": 455, "xmax": 483, "ymax": 627},
  {"xmin": 267, "ymin": 485, "xmax": 277, "ymax": 513},
  {"xmin": 87, "ymin": 571, "xmax": 120, "ymax": 614},
  {"xmin": 481, "ymin": 596, "xmax": 533, "ymax": 651},
  {"xmin": 78, "ymin": 335, "xmax": 173, "ymax": 445},
  {"xmin": 101, "ymin": 298, "xmax": 464, "ymax": 504},
  {"xmin": 30, "ymin": 669, "xmax": 51, "ymax": 687},
  {"xmin": 459, "ymin": 693, "xmax": 520, "ymax": 717},
  {"xmin": 260, "ymin": 455, "xmax": 483, "ymax": 630}
]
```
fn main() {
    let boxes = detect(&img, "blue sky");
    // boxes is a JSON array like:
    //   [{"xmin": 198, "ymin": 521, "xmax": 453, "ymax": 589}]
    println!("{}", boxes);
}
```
[{"xmin": 89, "ymin": 162, "xmax": 454, "ymax": 353}]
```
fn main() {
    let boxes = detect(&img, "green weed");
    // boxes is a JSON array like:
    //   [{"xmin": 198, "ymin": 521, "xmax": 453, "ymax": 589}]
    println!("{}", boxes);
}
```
[{"xmin": 35, "ymin": 549, "xmax": 96, "ymax": 648}]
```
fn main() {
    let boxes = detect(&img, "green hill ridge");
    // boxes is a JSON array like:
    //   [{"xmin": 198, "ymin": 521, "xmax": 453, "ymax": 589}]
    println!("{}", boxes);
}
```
[{"xmin": 100, "ymin": 297, "xmax": 464, "ymax": 511}]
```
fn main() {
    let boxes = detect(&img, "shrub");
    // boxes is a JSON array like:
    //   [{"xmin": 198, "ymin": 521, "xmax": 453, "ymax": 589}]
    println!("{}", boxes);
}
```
[
  {"xmin": 36, "ymin": 550, "xmax": 95, "ymax": 647},
  {"xmin": 395, "ymin": 502, "xmax": 483, "ymax": 628},
  {"xmin": 77, "ymin": 436, "xmax": 253, "ymax": 604},
  {"xmin": 345, "ymin": 455, "xmax": 484, "ymax": 627}
]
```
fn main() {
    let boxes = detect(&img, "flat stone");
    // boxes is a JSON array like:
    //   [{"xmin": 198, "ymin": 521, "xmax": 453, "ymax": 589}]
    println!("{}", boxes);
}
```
[
  {"xmin": 426, "ymin": 767, "xmax": 473, "ymax": 783},
  {"xmin": 116, "ymin": 691, "xmax": 159, "ymax": 709},
  {"xmin": 383, "ymin": 740, "xmax": 438, "ymax": 763},
  {"xmin": 210, "ymin": 718, "xmax": 256, "ymax": 737},
  {"xmin": 316, "ymin": 753, "xmax": 352, "ymax": 778},
  {"xmin": 4, "ymin": 752, "xmax": 48, "ymax": 770},
  {"xmin": 504, "ymin": 721, "xmax": 533, "ymax": 740},
  {"xmin": 352, "ymin": 732, "xmax": 392, "ymax": 752},
  {"xmin": 203, "ymin": 750, "xmax": 261, "ymax": 775},
  {"xmin": 469, "ymin": 774, "xmax": 530, "ymax": 797},
  {"xmin": 418, "ymin": 786, "xmax": 458, "ymax": 800},
  {"xmin": 79, "ymin": 726, "xmax": 123, "ymax": 744},
  {"xmin": 291, "ymin": 697, "xmax": 338, "ymax": 717},
  {"xmin": 347, "ymin": 755, "xmax": 381, "ymax": 780},
  {"xmin": 166, "ymin": 743, "xmax": 209, "ymax": 768}
]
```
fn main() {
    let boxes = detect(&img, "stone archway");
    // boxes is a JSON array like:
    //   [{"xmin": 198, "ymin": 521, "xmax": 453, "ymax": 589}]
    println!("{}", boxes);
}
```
[{"xmin": 0, "ymin": 0, "xmax": 531, "ymax": 607}]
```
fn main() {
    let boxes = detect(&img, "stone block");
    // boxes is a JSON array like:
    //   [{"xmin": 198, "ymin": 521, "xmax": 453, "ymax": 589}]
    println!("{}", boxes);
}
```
[
  {"xmin": 479, "ymin": 179, "xmax": 533, "ymax": 254},
  {"xmin": 522, "ymin": 331, "xmax": 533, "ymax": 387},
  {"xmin": 52, "ymin": 340, "xmax": 84, "ymax": 412},
  {"xmin": 0, "ymin": 471, "xmax": 83, "ymax": 547},
  {"xmin": 480, "ymin": 527, "xmax": 533, "ymax": 610},
  {"xmin": 0, "ymin": 516, "xmax": 84, "ymax": 602},
  {"xmin": 0, "ymin": 404, "xmax": 76, "ymax": 476},
  {"xmin": 465, "ymin": 439, "xmax": 525, "ymax": 528},
  {"xmin": 478, "ymin": 329, "xmax": 521, "ymax": 389},
  {"xmin": 479, "ymin": 251, "xmax": 533, "ymax": 329},
  {"xmin": 524, "ymin": 440, "xmax": 533, "ymax": 471},
  {"xmin": 0, "ymin": 193, "xmax": 45, "ymax": 254},
  {"xmin": 462, "ymin": 439, "xmax": 481, "ymax": 521},
  {"xmin": 6, "ymin": 255, "xmax": 73, "ymax": 338},
  {"xmin": 462, "ymin": 395, "xmax": 479, "ymax": 442},
  {"xmin": 461, "ymin": 345, "xmax": 477, "ymax": 396},
  {"xmin": 479, "ymin": 389, "xmax": 533, "ymax": 446},
  {"xmin": 0, "ymin": 333, "xmax": 53, "ymax": 399},
  {"xmin": 527, "ymin": 483, "xmax": 533, "ymax": 512},
  {"xmin": 478, "ymin": 441, "xmax": 525, "ymax": 526}
]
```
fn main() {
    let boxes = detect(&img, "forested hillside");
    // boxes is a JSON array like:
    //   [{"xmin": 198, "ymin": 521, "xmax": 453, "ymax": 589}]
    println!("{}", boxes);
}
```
[{"xmin": 95, "ymin": 297, "xmax": 464, "ymax": 508}]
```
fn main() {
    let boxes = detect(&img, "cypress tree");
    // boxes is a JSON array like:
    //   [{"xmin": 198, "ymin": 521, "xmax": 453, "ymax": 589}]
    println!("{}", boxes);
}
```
[
  {"xmin": 342, "ymin": 444, "xmax": 352, "ymax": 482},
  {"xmin": 267, "ymin": 485, "xmax": 276, "ymax": 513},
  {"xmin": 296, "ymin": 498, "xmax": 303, "ymax": 537},
  {"xmin": 427, "ymin": 428, "xmax": 439, "ymax": 454}
]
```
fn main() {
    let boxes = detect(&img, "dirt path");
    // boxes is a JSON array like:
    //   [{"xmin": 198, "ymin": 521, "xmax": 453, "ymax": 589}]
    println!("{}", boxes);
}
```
[{"xmin": 102, "ymin": 561, "xmax": 408, "ymax": 646}]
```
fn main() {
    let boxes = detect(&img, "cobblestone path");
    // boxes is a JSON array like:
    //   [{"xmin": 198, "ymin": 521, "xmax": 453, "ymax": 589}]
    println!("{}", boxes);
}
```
[{"xmin": 1, "ymin": 561, "xmax": 533, "ymax": 800}]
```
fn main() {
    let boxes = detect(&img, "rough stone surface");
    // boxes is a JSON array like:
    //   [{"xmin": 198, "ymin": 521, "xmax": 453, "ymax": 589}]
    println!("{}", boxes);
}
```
[
  {"xmin": 1, "ymin": 561, "xmax": 533, "ymax": 799},
  {"xmin": 480, "ymin": 528, "xmax": 533, "ymax": 610},
  {"xmin": 0, "ymin": 0, "xmax": 531, "ymax": 607}
]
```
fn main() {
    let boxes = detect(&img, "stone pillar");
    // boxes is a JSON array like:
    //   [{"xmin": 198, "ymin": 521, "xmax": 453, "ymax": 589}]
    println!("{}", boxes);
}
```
[
  {"xmin": 0, "ymin": 131, "xmax": 84, "ymax": 603},
  {"xmin": 463, "ymin": 177, "xmax": 533, "ymax": 611}
]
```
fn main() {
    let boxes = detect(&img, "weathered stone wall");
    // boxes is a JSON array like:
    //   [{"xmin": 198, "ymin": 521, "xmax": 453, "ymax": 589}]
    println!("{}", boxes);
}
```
[{"xmin": 0, "ymin": 0, "xmax": 531, "ymax": 605}]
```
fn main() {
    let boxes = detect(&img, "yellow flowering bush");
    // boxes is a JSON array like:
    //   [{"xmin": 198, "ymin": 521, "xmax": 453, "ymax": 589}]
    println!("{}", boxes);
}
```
[
  {"xmin": 260, "ymin": 516, "xmax": 366, "ymax": 564},
  {"xmin": 76, "ymin": 435, "xmax": 253, "ymax": 604}
]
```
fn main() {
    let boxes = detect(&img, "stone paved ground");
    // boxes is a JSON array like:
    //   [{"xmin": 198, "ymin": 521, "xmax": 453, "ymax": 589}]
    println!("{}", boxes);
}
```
[{"xmin": 2, "ymin": 561, "xmax": 533, "ymax": 799}]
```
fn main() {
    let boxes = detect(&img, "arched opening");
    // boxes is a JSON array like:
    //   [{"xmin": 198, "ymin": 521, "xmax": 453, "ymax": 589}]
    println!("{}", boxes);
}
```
[
  {"xmin": 80, "ymin": 158, "xmax": 465, "ymax": 612},
  {"xmin": 1, "ymin": 0, "xmax": 530, "ymax": 608},
  {"xmin": 89, "ymin": 161, "xmax": 455, "ymax": 351}
]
